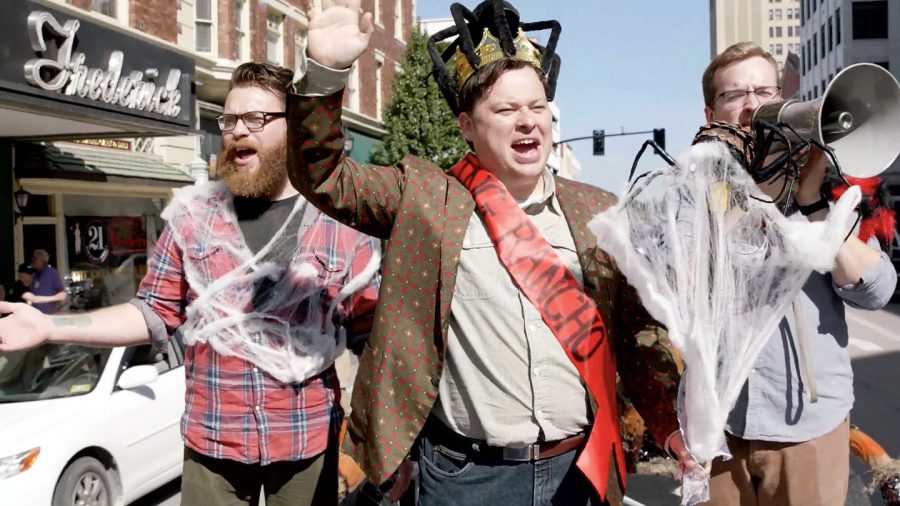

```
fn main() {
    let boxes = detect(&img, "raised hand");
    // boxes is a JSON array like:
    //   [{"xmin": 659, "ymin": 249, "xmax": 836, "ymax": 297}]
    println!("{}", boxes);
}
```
[
  {"xmin": 0, "ymin": 302, "xmax": 54, "ymax": 352},
  {"xmin": 304, "ymin": 0, "xmax": 374, "ymax": 69}
]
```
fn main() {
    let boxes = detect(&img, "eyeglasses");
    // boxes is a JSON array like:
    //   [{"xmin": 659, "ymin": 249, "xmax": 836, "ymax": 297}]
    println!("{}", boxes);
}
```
[
  {"xmin": 216, "ymin": 111, "xmax": 286, "ymax": 132},
  {"xmin": 716, "ymin": 86, "xmax": 782, "ymax": 105}
]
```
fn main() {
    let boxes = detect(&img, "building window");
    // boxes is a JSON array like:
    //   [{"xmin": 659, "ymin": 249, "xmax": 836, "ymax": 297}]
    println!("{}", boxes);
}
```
[
  {"xmin": 852, "ymin": 1, "xmax": 888, "ymax": 39},
  {"xmin": 266, "ymin": 11, "xmax": 284, "ymax": 65},
  {"xmin": 776, "ymin": 26, "xmax": 783, "ymax": 37},
  {"xmin": 375, "ymin": 53, "xmax": 384, "ymax": 120},
  {"xmin": 775, "ymin": 9, "xmax": 782, "ymax": 20},
  {"xmin": 814, "ymin": 85, "xmax": 818, "ymax": 97},
  {"xmin": 769, "ymin": 9, "xmax": 774, "ymax": 21},
  {"xmin": 820, "ymin": 26, "xmax": 825, "ymax": 56},
  {"xmin": 234, "ymin": 0, "xmax": 247, "ymax": 61},
  {"xmin": 196, "ymin": 0, "xmax": 213, "ymax": 52},
  {"xmin": 836, "ymin": 8, "xmax": 842, "ymax": 44},
  {"xmin": 347, "ymin": 61, "xmax": 360, "ymax": 112},
  {"xmin": 827, "ymin": 16, "xmax": 833, "ymax": 51},
  {"xmin": 394, "ymin": 0, "xmax": 403, "ymax": 39},
  {"xmin": 787, "ymin": 8, "xmax": 793, "ymax": 19},
  {"xmin": 813, "ymin": 34, "xmax": 817, "ymax": 64},
  {"xmin": 812, "ymin": 0, "xmax": 816, "ymax": 13},
  {"xmin": 769, "ymin": 26, "xmax": 775, "ymax": 37},
  {"xmin": 92, "ymin": 0, "xmax": 115, "ymax": 17},
  {"xmin": 775, "ymin": 44, "xmax": 784, "ymax": 56},
  {"xmin": 802, "ymin": 45, "xmax": 806, "ymax": 75},
  {"xmin": 808, "ymin": 40, "xmax": 813, "ymax": 69},
  {"xmin": 294, "ymin": 32, "xmax": 307, "ymax": 76}
]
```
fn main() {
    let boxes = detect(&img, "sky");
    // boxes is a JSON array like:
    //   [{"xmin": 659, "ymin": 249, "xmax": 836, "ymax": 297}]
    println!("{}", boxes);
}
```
[{"xmin": 416, "ymin": 1, "xmax": 712, "ymax": 194}]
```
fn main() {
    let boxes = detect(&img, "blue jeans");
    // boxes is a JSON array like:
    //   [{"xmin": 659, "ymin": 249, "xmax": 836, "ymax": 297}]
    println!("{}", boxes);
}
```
[{"xmin": 416, "ymin": 428, "xmax": 604, "ymax": 506}]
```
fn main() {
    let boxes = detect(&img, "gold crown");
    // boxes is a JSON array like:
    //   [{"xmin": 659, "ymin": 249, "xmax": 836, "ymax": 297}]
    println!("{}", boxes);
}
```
[{"xmin": 450, "ymin": 27, "xmax": 543, "ymax": 91}]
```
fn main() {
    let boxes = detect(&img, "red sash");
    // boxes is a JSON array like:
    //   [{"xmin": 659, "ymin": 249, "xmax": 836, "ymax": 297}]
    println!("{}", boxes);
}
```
[{"xmin": 449, "ymin": 153, "xmax": 625, "ymax": 499}]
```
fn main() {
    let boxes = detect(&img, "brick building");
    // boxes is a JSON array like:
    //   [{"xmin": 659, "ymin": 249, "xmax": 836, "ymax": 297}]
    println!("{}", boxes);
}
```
[
  {"xmin": 0, "ymin": 0, "xmax": 414, "ymax": 300},
  {"xmin": 58, "ymin": 0, "xmax": 416, "ymax": 168}
]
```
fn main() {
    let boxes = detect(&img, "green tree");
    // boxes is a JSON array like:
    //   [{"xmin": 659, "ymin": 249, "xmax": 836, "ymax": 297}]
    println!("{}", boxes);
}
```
[{"xmin": 371, "ymin": 28, "xmax": 468, "ymax": 170}]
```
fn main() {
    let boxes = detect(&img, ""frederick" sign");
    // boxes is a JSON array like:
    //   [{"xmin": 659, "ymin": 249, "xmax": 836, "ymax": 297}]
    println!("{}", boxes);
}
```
[{"xmin": 23, "ymin": 11, "xmax": 183, "ymax": 118}]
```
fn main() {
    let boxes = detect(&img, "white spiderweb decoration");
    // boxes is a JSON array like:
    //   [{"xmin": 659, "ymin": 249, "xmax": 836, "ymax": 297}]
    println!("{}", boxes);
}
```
[
  {"xmin": 588, "ymin": 142, "xmax": 860, "ymax": 504},
  {"xmin": 161, "ymin": 182, "xmax": 380, "ymax": 384}
]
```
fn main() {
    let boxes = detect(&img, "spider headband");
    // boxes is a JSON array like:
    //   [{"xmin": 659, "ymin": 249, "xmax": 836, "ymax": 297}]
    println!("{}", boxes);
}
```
[{"xmin": 427, "ymin": 0, "xmax": 561, "ymax": 115}]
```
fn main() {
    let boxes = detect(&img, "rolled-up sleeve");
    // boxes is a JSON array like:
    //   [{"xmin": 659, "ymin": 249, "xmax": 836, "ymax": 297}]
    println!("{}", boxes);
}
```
[
  {"xmin": 833, "ymin": 239, "xmax": 897, "ymax": 310},
  {"xmin": 131, "ymin": 225, "xmax": 188, "ymax": 349}
]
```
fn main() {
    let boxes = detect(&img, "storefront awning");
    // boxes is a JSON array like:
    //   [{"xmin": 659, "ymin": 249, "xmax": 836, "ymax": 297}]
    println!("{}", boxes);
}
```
[
  {"xmin": 15, "ymin": 142, "xmax": 193, "ymax": 185},
  {"xmin": 0, "ymin": 2, "xmax": 196, "ymax": 140}
]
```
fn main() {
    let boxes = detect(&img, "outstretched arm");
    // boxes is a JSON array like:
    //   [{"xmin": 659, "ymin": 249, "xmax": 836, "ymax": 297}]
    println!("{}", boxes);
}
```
[
  {"xmin": 0, "ymin": 225, "xmax": 188, "ymax": 352},
  {"xmin": 0, "ymin": 302, "xmax": 149, "ymax": 351}
]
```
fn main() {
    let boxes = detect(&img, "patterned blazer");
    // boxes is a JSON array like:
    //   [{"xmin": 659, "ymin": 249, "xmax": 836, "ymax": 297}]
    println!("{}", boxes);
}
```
[{"xmin": 286, "ymin": 92, "xmax": 680, "ymax": 503}]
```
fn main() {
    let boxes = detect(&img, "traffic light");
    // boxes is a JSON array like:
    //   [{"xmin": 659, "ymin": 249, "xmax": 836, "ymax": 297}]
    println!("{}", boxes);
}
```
[
  {"xmin": 653, "ymin": 128, "xmax": 666, "ymax": 150},
  {"xmin": 592, "ymin": 129, "xmax": 605, "ymax": 156}
]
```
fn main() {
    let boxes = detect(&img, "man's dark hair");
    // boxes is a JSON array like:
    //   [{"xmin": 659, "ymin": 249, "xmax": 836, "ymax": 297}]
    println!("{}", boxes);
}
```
[
  {"xmin": 229, "ymin": 62, "xmax": 294, "ymax": 105},
  {"xmin": 457, "ymin": 58, "xmax": 549, "ymax": 115}
]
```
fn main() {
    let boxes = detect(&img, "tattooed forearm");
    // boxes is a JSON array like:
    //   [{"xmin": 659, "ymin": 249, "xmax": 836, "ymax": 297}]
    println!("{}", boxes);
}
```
[{"xmin": 52, "ymin": 315, "xmax": 91, "ymax": 328}]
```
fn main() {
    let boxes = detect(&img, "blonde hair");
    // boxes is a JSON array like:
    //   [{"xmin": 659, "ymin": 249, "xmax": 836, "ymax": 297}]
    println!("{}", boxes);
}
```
[{"xmin": 702, "ymin": 42, "xmax": 777, "ymax": 107}]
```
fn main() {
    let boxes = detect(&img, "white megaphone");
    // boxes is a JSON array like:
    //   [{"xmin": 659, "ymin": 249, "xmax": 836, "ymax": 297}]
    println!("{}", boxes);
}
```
[{"xmin": 752, "ymin": 62, "xmax": 900, "ymax": 178}]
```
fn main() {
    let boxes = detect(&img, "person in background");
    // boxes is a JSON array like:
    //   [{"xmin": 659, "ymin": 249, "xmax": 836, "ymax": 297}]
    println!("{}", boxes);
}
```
[
  {"xmin": 5, "ymin": 263, "xmax": 37, "ymax": 305},
  {"xmin": 23, "ymin": 249, "xmax": 66, "ymax": 314}
]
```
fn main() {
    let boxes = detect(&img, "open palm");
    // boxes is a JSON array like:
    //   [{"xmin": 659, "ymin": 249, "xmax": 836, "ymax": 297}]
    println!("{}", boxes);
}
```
[
  {"xmin": 306, "ymin": 0, "xmax": 374, "ymax": 69},
  {"xmin": 0, "ymin": 302, "xmax": 53, "ymax": 352}
]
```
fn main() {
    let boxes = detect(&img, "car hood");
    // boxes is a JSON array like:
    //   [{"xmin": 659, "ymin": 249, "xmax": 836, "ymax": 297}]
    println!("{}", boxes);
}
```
[{"xmin": 0, "ymin": 395, "xmax": 95, "ymax": 455}]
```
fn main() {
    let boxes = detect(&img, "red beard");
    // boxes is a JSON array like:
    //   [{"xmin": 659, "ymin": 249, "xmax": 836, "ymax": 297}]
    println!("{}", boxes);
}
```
[{"xmin": 217, "ymin": 138, "xmax": 287, "ymax": 198}]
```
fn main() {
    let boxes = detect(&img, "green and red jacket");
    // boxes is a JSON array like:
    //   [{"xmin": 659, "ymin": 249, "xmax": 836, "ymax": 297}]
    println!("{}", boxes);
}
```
[{"xmin": 286, "ymin": 91, "xmax": 681, "ymax": 504}]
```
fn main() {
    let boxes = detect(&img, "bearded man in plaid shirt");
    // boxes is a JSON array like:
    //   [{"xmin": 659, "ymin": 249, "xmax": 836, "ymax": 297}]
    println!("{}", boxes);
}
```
[{"xmin": 0, "ymin": 62, "xmax": 380, "ymax": 506}]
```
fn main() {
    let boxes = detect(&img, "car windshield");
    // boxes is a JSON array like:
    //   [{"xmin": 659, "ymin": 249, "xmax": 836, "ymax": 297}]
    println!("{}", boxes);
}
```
[{"xmin": 0, "ymin": 344, "xmax": 111, "ymax": 403}]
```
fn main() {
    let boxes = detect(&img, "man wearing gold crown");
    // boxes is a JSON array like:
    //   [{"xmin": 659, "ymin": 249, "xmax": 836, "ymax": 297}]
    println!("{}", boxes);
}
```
[{"xmin": 288, "ymin": 0, "xmax": 694, "ymax": 504}]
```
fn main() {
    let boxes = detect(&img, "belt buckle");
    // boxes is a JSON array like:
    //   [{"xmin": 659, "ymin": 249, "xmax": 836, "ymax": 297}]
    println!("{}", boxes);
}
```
[{"xmin": 502, "ymin": 444, "xmax": 538, "ymax": 462}]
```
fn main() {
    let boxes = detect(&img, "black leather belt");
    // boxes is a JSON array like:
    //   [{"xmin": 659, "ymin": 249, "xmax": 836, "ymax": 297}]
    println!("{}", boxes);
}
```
[{"xmin": 423, "ymin": 415, "xmax": 587, "ymax": 463}]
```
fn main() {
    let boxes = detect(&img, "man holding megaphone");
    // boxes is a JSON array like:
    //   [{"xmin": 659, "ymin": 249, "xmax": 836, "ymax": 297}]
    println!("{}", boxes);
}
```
[{"xmin": 699, "ymin": 42, "xmax": 898, "ymax": 506}]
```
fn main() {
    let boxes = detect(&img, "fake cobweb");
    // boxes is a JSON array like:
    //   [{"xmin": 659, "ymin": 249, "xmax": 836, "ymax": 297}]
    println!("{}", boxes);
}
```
[
  {"xmin": 588, "ymin": 142, "xmax": 860, "ymax": 504},
  {"xmin": 161, "ymin": 182, "xmax": 380, "ymax": 384}
]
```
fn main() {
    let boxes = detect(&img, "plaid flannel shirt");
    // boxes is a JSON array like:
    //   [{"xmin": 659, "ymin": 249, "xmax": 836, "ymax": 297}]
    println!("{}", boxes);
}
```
[{"xmin": 135, "ymin": 198, "xmax": 379, "ymax": 464}]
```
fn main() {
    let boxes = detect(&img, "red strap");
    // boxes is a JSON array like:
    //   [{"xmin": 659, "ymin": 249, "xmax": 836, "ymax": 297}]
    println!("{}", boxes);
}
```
[{"xmin": 449, "ymin": 153, "xmax": 626, "ymax": 498}]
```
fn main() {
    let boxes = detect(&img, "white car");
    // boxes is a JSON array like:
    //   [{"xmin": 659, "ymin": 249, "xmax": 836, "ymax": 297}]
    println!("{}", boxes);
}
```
[{"xmin": 0, "ymin": 339, "xmax": 185, "ymax": 506}]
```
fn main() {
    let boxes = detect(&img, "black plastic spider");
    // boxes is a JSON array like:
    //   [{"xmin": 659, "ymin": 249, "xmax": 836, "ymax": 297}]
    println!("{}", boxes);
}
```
[
  {"xmin": 426, "ymin": 0, "xmax": 561, "ymax": 116},
  {"xmin": 626, "ymin": 119, "xmax": 853, "ymax": 209}
]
